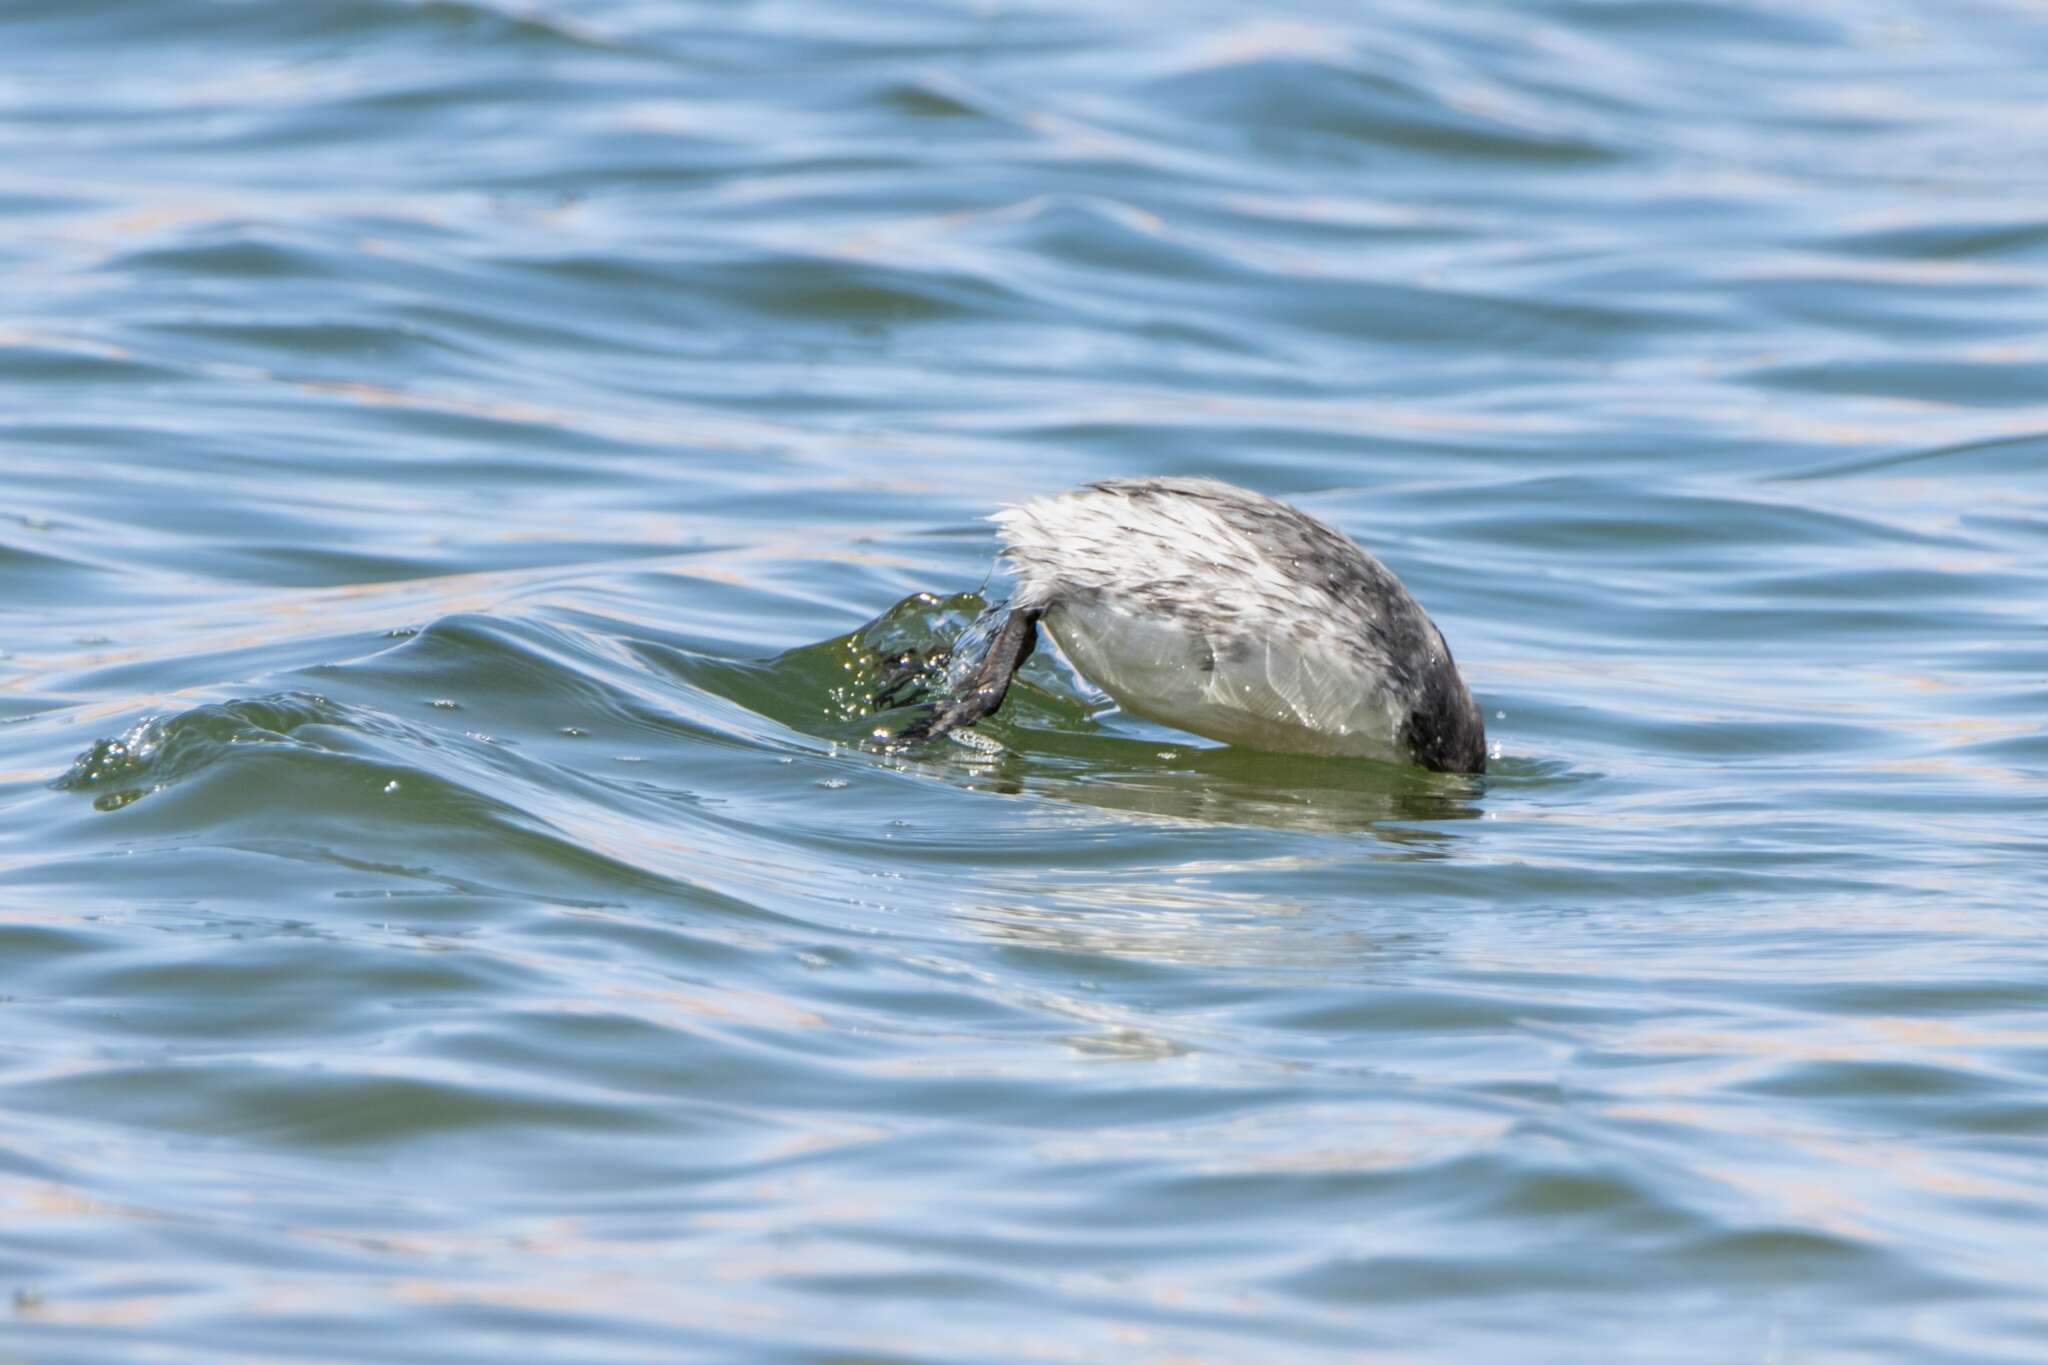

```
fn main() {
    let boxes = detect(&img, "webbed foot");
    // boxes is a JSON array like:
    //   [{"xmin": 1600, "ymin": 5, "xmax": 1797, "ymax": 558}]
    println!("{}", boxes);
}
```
[{"xmin": 894, "ymin": 607, "xmax": 1041, "ymax": 743}]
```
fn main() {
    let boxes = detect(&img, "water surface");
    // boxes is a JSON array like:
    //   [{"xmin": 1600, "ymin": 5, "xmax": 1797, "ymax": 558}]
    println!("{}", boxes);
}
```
[{"xmin": 4, "ymin": 1, "xmax": 2047, "ymax": 1359}]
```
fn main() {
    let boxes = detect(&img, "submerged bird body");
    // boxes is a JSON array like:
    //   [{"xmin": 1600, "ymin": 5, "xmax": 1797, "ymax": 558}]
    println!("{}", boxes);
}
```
[{"xmin": 909, "ymin": 477, "xmax": 1485, "ymax": 774}]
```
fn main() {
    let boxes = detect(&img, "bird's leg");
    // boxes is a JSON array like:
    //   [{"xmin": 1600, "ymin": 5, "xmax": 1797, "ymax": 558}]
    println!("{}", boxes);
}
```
[{"xmin": 896, "ymin": 606, "xmax": 1041, "ymax": 742}]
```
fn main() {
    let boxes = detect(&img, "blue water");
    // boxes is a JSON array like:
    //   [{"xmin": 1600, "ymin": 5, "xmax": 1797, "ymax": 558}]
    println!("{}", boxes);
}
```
[{"xmin": 4, "ymin": 1, "xmax": 2047, "ymax": 1359}]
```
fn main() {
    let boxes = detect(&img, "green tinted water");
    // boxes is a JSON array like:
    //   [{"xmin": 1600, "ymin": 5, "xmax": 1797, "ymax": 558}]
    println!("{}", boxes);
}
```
[{"xmin": 4, "ymin": 1, "xmax": 2047, "ymax": 1359}]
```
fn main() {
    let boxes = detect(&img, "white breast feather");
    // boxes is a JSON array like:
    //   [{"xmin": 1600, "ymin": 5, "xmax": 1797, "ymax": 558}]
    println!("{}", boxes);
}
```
[{"xmin": 990, "ymin": 482, "xmax": 1414, "ymax": 760}]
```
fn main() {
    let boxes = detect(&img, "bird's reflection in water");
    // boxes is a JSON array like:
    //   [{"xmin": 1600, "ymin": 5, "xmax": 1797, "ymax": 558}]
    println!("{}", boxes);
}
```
[{"xmin": 935, "ymin": 734, "xmax": 1483, "ymax": 842}]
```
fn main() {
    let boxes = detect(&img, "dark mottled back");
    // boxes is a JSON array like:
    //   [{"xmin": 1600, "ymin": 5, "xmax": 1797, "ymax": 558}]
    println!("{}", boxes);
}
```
[
  {"xmin": 998, "ymin": 477, "xmax": 1487, "ymax": 772},
  {"xmin": 1090, "ymin": 479, "xmax": 1487, "ymax": 773}
]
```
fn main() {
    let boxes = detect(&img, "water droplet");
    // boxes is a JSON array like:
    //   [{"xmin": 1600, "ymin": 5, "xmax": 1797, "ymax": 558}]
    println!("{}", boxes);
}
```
[{"xmin": 382, "ymin": 780, "xmax": 401, "ymax": 795}]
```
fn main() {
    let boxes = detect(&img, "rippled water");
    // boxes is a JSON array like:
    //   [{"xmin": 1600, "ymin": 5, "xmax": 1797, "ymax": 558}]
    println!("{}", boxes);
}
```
[{"xmin": 5, "ymin": 0, "xmax": 2047, "ymax": 1359}]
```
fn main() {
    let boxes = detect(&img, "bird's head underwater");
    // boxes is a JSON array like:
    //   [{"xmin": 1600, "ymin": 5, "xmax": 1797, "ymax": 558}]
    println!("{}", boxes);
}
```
[{"xmin": 1395, "ymin": 640, "xmax": 1487, "ymax": 775}]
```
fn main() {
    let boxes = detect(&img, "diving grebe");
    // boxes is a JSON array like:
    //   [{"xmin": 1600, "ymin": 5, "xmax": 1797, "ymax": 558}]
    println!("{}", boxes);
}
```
[{"xmin": 903, "ymin": 477, "xmax": 1486, "ymax": 774}]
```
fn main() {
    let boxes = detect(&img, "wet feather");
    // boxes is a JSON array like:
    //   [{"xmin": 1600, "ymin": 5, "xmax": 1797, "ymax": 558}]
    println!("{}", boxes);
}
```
[{"xmin": 989, "ymin": 477, "xmax": 1485, "ymax": 772}]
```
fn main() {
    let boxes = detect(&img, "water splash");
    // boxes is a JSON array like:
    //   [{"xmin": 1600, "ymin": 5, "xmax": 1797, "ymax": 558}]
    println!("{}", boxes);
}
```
[{"xmin": 52, "ymin": 692, "xmax": 342, "ymax": 811}]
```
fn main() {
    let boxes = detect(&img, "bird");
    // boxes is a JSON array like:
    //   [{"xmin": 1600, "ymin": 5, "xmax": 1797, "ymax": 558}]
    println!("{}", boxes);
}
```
[{"xmin": 900, "ymin": 477, "xmax": 1485, "ymax": 774}]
